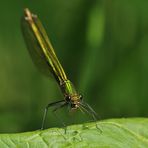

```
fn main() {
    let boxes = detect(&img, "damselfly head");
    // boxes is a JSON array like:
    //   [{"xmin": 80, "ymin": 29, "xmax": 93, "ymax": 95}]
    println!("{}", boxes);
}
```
[{"xmin": 68, "ymin": 94, "xmax": 83, "ymax": 110}]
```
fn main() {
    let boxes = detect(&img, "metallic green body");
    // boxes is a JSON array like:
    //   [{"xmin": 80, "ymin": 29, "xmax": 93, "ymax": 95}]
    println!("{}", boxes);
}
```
[
  {"xmin": 60, "ymin": 80, "xmax": 79, "ymax": 99},
  {"xmin": 21, "ymin": 8, "xmax": 80, "ymax": 102}
]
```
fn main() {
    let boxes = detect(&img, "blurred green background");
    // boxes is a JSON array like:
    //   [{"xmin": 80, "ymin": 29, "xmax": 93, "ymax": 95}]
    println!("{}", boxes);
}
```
[{"xmin": 0, "ymin": 0, "xmax": 148, "ymax": 133}]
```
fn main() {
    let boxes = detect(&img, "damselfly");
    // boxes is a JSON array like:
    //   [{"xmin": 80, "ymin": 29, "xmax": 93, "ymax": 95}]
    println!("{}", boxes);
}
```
[{"xmin": 21, "ymin": 8, "xmax": 98, "ymax": 129}]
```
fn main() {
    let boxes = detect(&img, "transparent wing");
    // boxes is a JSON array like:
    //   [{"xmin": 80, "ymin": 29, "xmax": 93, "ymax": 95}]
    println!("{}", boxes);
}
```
[{"xmin": 21, "ymin": 8, "xmax": 67, "ymax": 84}]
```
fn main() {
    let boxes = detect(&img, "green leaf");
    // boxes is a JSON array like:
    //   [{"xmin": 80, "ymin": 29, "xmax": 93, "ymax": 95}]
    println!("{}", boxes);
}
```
[{"xmin": 0, "ymin": 118, "xmax": 148, "ymax": 147}]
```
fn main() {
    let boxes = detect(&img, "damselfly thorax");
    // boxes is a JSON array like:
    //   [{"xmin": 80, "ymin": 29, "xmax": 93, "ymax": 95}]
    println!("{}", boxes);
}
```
[{"xmin": 60, "ymin": 80, "xmax": 82, "ymax": 109}]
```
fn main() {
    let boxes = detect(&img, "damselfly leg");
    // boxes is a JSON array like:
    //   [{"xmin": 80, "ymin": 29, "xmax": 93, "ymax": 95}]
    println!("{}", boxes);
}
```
[{"xmin": 41, "ymin": 100, "xmax": 67, "ymax": 129}]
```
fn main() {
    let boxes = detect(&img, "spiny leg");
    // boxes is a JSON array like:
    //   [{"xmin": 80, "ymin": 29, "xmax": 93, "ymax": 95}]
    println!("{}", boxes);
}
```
[
  {"xmin": 84, "ymin": 103, "xmax": 99, "ymax": 120},
  {"xmin": 52, "ymin": 103, "xmax": 69, "ymax": 136},
  {"xmin": 79, "ymin": 102, "xmax": 98, "ymax": 120},
  {"xmin": 79, "ymin": 102, "xmax": 102, "ymax": 133},
  {"xmin": 52, "ymin": 102, "xmax": 68, "ymax": 128},
  {"xmin": 41, "ymin": 100, "xmax": 66, "ymax": 130},
  {"xmin": 84, "ymin": 103, "xmax": 102, "ymax": 132},
  {"xmin": 52, "ymin": 105, "xmax": 68, "ymax": 134}
]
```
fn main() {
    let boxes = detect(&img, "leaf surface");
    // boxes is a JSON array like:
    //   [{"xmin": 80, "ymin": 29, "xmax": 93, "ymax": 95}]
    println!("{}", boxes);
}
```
[{"xmin": 0, "ymin": 118, "xmax": 148, "ymax": 148}]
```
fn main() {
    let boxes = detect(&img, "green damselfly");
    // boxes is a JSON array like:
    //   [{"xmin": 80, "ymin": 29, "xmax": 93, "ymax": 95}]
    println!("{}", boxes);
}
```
[{"xmin": 21, "ymin": 8, "xmax": 98, "ymax": 129}]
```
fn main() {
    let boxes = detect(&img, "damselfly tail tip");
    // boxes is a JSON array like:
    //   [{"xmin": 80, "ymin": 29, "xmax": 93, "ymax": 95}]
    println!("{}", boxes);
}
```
[
  {"xmin": 24, "ymin": 8, "xmax": 30, "ymax": 15},
  {"xmin": 23, "ymin": 8, "xmax": 34, "ymax": 21},
  {"xmin": 23, "ymin": 8, "xmax": 37, "ymax": 21}
]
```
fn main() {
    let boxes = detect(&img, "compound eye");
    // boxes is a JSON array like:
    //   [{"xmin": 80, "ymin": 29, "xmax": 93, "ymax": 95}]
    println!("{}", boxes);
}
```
[
  {"xmin": 65, "ymin": 96, "xmax": 71, "ymax": 102},
  {"xmin": 79, "ymin": 94, "xmax": 83, "ymax": 100}
]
